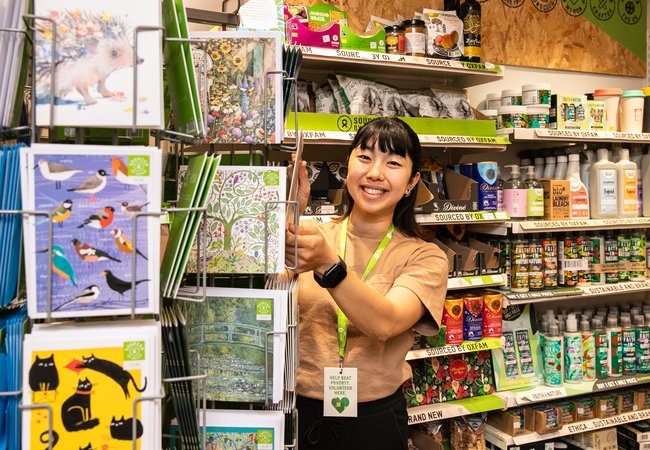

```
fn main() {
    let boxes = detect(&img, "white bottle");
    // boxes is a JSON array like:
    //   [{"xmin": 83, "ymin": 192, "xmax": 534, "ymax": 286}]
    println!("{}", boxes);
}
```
[
  {"xmin": 521, "ymin": 158, "xmax": 532, "ymax": 181},
  {"xmin": 566, "ymin": 153, "xmax": 590, "ymax": 219},
  {"xmin": 554, "ymin": 154, "xmax": 568, "ymax": 180},
  {"xmin": 503, "ymin": 164, "xmax": 527, "ymax": 219},
  {"xmin": 589, "ymin": 148, "xmax": 618, "ymax": 219},
  {"xmin": 643, "ymin": 152, "xmax": 650, "ymax": 217},
  {"xmin": 534, "ymin": 157, "xmax": 545, "ymax": 180},
  {"xmin": 631, "ymin": 146, "xmax": 643, "ymax": 215},
  {"xmin": 543, "ymin": 156, "xmax": 556, "ymax": 179},
  {"xmin": 616, "ymin": 148, "xmax": 639, "ymax": 217},
  {"xmin": 580, "ymin": 149, "xmax": 594, "ymax": 193}
]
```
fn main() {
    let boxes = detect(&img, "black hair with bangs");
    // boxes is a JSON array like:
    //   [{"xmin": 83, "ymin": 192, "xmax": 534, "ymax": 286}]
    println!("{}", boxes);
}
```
[{"xmin": 342, "ymin": 117, "xmax": 425, "ymax": 239}]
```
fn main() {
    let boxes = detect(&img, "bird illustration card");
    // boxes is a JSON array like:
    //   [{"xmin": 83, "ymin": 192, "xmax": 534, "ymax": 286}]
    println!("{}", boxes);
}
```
[
  {"xmin": 32, "ymin": 0, "xmax": 164, "ymax": 129},
  {"xmin": 183, "ymin": 287, "xmax": 287, "ymax": 403},
  {"xmin": 170, "ymin": 409, "xmax": 285, "ymax": 450},
  {"xmin": 189, "ymin": 31, "xmax": 283, "ymax": 145},
  {"xmin": 185, "ymin": 165, "xmax": 286, "ymax": 275},
  {"xmin": 22, "ymin": 320, "xmax": 161, "ymax": 450},
  {"xmin": 21, "ymin": 144, "xmax": 161, "ymax": 319}
]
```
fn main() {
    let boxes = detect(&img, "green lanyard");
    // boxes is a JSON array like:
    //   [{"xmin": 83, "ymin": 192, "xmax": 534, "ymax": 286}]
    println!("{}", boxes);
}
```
[{"xmin": 336, "ymin": 217, "xmax": 394, "ymax": 367}]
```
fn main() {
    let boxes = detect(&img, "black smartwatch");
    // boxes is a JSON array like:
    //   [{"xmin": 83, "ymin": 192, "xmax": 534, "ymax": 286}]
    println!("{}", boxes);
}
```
[{"xmin": 313, "ymin": 257, "xmax": 348, "ymax": 288}]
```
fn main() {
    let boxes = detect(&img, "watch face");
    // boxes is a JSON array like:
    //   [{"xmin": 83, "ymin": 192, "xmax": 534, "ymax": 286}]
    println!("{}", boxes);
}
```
[{"xmin": 315, "ymin": 258, "xmax": 347, "ymax": 288}]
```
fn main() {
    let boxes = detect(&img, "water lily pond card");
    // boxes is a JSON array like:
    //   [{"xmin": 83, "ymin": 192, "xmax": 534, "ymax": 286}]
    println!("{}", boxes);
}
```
[
  {"xmin": 33, "ymin": 0, "xmax": 164, "ymax": 128},
  {"xmin": 189, "ymin": 31, "xmax": 283, "ymax": 144},
  {"xmin": 21, "ymin": 144, "xmax": 161, "ymax": 319}
]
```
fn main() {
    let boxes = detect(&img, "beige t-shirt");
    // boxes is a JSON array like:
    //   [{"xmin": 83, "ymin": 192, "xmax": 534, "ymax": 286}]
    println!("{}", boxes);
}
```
[{"xmin": 296, "ymin": 220, "xmax": 448, "ymax": 402}]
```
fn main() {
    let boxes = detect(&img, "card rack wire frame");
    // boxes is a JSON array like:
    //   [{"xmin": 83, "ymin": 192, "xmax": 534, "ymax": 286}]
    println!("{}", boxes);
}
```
[
  {"xmin": 264, "ymin": 68, "xmax": 300, "ymax": 153},
  {"xmin": 264, "ymin": 323, "xmax": 299, "ymax": 413},
  {"xmin": 131, "ymin": 207, "xmax": 209, "ymax": 308},
  {"xmin": 18, "ymin": 402, "xmax": 54, "ymax": 450},
  {"xmin": 0, "ymin": 28, "xmax": 32, "ymax": 139},
  {"xmin": 0, "ymin": 209, "xmax": 54, "ymax": 320},
  {"xmin": 161, "ymin": 348, "xmax": 208, "ymax": 449}
]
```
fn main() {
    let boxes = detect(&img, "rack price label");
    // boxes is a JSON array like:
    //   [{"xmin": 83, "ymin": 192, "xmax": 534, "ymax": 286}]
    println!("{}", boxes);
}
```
[
  {"xmin": 518, "ymin": 387, "xmax": 566, "ymax": 403},
  {"xmin": 408, "ymin": 405, "xmax": 466, "ymax": 424},
  {"xmin": 595, "ymin": 377, "xmax": 639, "ymax": 390},
  {"xmin": 565, "ymin": 410, "xmax": 650, "ymax": 434},
  {"xmin": 583, "ymin": 282, "xmax": 650, "ymax": 296}
]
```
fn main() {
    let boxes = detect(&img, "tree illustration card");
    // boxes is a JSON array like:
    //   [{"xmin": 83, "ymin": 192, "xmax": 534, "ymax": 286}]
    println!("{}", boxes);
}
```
[
  {"xmin": 185, "ymin": 165, "xmax": 286, "ymax": 275},
  {"xmin": 33, "ymin": 0, "xmax": 164, "ymax": 128},
  {"xmin": 171, "ymin": 409, "xmax": 285, "ymax": 450},
  {"xmin": 22, "ymin": 320, "xmax": 161, "ymax": 450},
  {"xmin": 183, "ymin": 287, "xmax": 287, "ymax": 404},
  {"xmin": 189, "ymin": 31, "xmax": 283, "ymax": 144},
  {"xmin": 21, "ymin": 144, "xmax": 161, "ymax": 319}
]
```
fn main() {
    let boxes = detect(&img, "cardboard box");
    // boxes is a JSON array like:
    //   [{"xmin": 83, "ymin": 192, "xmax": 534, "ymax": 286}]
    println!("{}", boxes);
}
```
[
  {"xmin": 408, "ymin": 429, "xmax": 444, "ymax": 450},
  {"xmin": 541, "ymin": 178, "xmax": 571, "ymax": 220},
  {"xmin": 618, "ymin": 421, "xmax": 650, "ymax": 442},
  {"xmin": 487, "ymin": 409, "xmax": 527, "ymax": 436},
  {"xmin": 431, "ymin": 237, "xmax": 460, "ymax": 277},
  {"xmin": 552, "ymin": 400, "xmax": 577, "ymax": 424},
  {"xmin": 438, "ymin": 236, "xmax": 481, "ymax": 276},
  {"xmin": 550, "ymin": 94, "xmax": 586, "ymax": 130},
  {"xmin": 416, "ymin": 168, "xmax": 479, "ymax": 214},
  {"xmin": 340, "ymin": 25, "xmax": 385, "ymax": 52},
  {"xmin": 586, "ymin": 100, "xmax": 606, "ymax": 130},
  {"xmin": 584, "ymin": 428, "xmax": 618, "ymax": 450},
  {"xmin": 617, "ymin": 432, "xmax": 650, "ymax": 449},
  {"xmin": 596, "ymin": 395, "xmax": 621, "ymax": 418},
  {"xmin": 524, "ymin": 406, "xmax": 562, "ymax": 434},
  {"xmin": 467, "ymin": 238, "xmax": 501, "ymax": 274},
  {"xmin": 619, "ymin": 390, "xmax": 642, "ymax": 413},
  {"xmin": 574, "ymin": 397, "xmax": 597, "ymax": 420},
  {"xmin": 288, "ymin": 18, "xmax": 340, "ymax": 48}
]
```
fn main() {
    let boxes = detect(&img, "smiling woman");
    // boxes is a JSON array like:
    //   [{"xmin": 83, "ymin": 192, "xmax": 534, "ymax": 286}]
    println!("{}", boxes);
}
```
[{"xmin": 286, "ymin": 117, "xmax": 448, "ymax": 450}]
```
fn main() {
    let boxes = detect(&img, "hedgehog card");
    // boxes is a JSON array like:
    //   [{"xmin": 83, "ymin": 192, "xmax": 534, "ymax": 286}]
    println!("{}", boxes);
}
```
[
  {"xmin": 20, "ymin": 144, "xmax": 161, "ymax": 319},
  {"xmin": 22, "ymin": 320, "xmax": 161, "ymax": 450},
  {"xmin": 33, "ymin": 0, "xmax": 164, "ymax": 128}
]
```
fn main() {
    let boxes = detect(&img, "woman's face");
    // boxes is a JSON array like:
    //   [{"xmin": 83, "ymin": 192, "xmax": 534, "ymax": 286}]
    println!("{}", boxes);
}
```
[{"xmin": 346, "ymin": 139, "xmax": 418, "ymax": 220}]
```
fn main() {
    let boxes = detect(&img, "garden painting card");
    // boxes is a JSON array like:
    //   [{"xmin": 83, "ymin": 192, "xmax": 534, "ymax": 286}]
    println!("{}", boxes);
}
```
[
  {"xmin": 190, "ymin": 31, "xmax": 283, "ymax": 144},
  {"xmin": 33, "ymin": 0, "xmax": 164, "ymax": 128},
  {"xmin": 183, "ymin": 287, "xmax": 287, "ymax": 403},
  {"xmin": 22, "ymin": 321, "xmax": 161, "ymax": 450},
  {"xmin": 186, "ymin": 165, "xmax": 286, "ymax": 275},
  {"xmin": 21, "ymin": 144, "xmax": 161, "ymax": 319}
]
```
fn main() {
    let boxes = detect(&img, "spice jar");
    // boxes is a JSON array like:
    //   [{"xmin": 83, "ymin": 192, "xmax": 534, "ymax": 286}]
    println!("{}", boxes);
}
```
[
  {"xmin": 384, "ymin": 25, "xmax": 405, "ymax": 54},
  {"xmin": 401, "ymin": 19, "xmax": 426, "ymax": 57}
]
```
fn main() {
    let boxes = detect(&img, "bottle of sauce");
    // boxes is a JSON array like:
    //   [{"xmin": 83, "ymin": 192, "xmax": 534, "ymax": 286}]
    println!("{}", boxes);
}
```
[{"xmin": 459, "ymin": 0, "xmax": 481, "ymax": 62}]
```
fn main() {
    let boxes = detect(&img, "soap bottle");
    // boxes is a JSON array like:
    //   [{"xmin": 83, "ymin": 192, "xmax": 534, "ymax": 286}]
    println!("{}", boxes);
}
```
[
  {"xmin": 636, "ymin": 315, "xmax": 650, "ymax": 373},
  {"xmin": 580, "ymin": 148, "xmax": 594, "ymax": 193},
  {"xmin": 566, "ymin": 153, "xmax": 590, "ymax": 219},
  {"xmin": 525, "ymin": 166, "xmax": 544, "ymax": 220},
  {"xmin": 543, "ymin": 156, "xmax": 556, "ymax": 179},
  {"xmin": 563, "ymin": 314, "xmax": 583, "ymax": 383},
  {"xmin": 503, "ymin": 164, "xmax": 527, "ymax": 219},
  {"xmin": 621, "ymin": 315, "xmax": 637, "ymax": 375},
  {"xmin": 642, "ymin": 150, "xmax": 650, "ymax": 216},
  {"xmin": 607, "ymin": 316, "xmax": 622, "ymax": 377},
  {"xmin": 631, "ymin": 146, "xmax": 643, "ymax": 215},
  {"xmin": 554, "ymin": 154, "xmax": 568, "ymax": 180},
  {"xmin": 580, "ymin": 318, "xmax": 596, "ymax": 381},
  {"xmin": 592, "ymin": 317, "xmax": 609, "ymax": 378},
  {"xmin": 543, "ymin": 323, "xmax": 563, "ymax": 387},
  {"xmin": 616, "ymin": 147, "xmax": 639, "ymax": 217},
  {"xmin": 589, "ymin": 148, "xmax": 618, "ymax": 219},
  {"xmin": 534, "ymin": 157, "xmax": 545, "ymax": 180},
  {"xmin": 520, "ymin": 157, "xmax": 532, "ymax": 181}
]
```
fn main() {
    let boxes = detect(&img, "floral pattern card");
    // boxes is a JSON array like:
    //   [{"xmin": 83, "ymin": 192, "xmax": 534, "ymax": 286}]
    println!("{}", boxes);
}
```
[
  {"xmin": 183, "ymin": 287, "xmax": 288, "ymax": 404},
  {"xmin": 189, "ymin": 31, "xmax": 283, "ymax": 144},
  {"xmin": 185, "ymin": 165, "xmax": 286, "ymax": 275},
  {"xmin": 22, "ymin": 320, "xmax": 161, "ymax": 450},
  {"xmin": 21, "ymin": 144, "xmax": 161, "ymax": 319},
  {"xmin": 33, "ymin": 0, "xmax": 164, "ymax": 128},
  {"xmin": 171, "ymin": 409, "xmax": 284, "ymax": 450}
]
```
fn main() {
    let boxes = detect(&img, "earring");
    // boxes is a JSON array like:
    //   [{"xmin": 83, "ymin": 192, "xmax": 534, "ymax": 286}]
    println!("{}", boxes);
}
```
[{"xmin": 404, "ymin": 188, "xmax": 411, "ymax": 197}]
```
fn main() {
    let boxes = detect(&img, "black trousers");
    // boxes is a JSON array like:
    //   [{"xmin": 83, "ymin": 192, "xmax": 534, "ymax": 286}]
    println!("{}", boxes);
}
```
[{"xmin": 297, "ymin": 388, "xmax": 409, "ymax": 450}]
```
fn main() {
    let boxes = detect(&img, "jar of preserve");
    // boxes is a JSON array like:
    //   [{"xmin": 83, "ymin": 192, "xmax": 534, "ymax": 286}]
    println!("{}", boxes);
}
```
[
  {"xmin": 401, "ymin": 19, "xmax": 426, "ymax": 57},
  {"xmin": 384, "ymin": 25, "xmax": 405, "ymax": 54}
]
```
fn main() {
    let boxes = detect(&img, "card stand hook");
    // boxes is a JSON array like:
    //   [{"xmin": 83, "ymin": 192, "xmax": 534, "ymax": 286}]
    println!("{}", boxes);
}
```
[
  {"xmin": 22, "ymin": 15, "xmax": 57, "ymax": 141},
  {"xmin": 131, "ymin": 26, "xmax": 165, "ymax": 133},
  {"xmin": 19, "ymin": 402, "xmax": 55, "ymax": 450},
  {"xmin": 0, "ymin": 126, "xmax": 31, "ymax": 143},
  {"xmin": 264, "ymin": 200, "xmax": 299, "ymax": 274},
  {"xmin": 263, "ymin": 322, "xmax": 298, "ymax": 412},
  {"xmin": 284, "ymin": 408, "xmax": 299, "ymax": 449},
  {"xmin": 161, "ymin": 374, "xmax": 208, "ymax": 450},
  {"xmin": 130, "ymin": 392, "xmax": 165, "ymax": 450},
  {"xmin": 163, "ymin": 140, "xmax": 187, "ymax": 206},
  {"xmin": 263, "ymin": 70, "xmax": 299, "ymax": 153},
  {"xmin": 0, "ymin": 209, "xmax": 54, "ymax": 321}
]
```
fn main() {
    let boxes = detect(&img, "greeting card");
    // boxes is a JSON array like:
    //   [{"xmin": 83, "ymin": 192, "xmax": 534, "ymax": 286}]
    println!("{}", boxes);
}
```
[{"xmin": 21, "ymin": 144, "xmax": 161, "ymax": 319}]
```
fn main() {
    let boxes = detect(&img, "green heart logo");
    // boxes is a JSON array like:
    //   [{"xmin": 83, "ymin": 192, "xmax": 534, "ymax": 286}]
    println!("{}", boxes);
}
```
[{"xmin": 331, "ymin": 397, "xmax": 350, "ymax": 413}]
